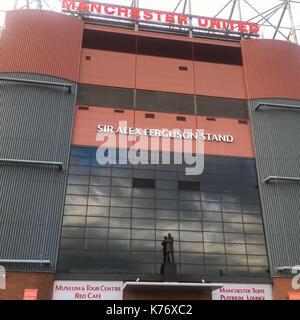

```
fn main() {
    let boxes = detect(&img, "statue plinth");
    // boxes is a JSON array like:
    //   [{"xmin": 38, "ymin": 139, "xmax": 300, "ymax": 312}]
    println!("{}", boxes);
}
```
[{"xmin": 161, "ymin": 262, "xmax": 178, "ymax": 282}]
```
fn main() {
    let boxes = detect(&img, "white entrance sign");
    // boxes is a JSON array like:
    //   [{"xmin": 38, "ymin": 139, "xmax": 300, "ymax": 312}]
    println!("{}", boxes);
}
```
[
  {"xmin": 212, "ymin": 283, "xmax": 273, "ymax": 300},
  {"xmin": 52, "ymin": 281, "xmax": 123, "ymax": 300}
]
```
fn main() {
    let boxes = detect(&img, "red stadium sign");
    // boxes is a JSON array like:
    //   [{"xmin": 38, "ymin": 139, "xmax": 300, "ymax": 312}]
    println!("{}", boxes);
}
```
[{"xmin": 62, "ymin": 0, "xmax": 260, "ymax": 35}]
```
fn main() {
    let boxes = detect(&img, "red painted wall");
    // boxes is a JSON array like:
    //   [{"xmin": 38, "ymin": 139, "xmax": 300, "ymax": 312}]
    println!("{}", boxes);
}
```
[
  {"xmin": 0, "ymin": 10, "xmax": 83, "ymax": 82},
  {"xmin": 72, "ymin": 105, "xmax": 254, "ymax": 158},
  {"xmin": 242, "ymin": 39, "xmax": 300, "ymax": 100}
]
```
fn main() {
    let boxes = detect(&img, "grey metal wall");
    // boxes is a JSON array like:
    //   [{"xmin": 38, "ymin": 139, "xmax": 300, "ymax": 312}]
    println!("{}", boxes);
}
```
[
  {"xmin": 248, "ymin": 98, "xmax": 300, "ymax": 277},
  {"xmin": 0, "ymin": 72, "xmax": 77, "ymax": 272}
]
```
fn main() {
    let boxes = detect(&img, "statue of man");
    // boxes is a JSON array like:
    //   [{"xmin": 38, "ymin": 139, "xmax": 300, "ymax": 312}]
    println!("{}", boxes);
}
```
[
  {"xmin": 161, "ymin": 236, "xmax": 167, "ymax": 263},
  {"xmin": 166, "ymin": 233, "xmax": 174, "ymax": 263}
]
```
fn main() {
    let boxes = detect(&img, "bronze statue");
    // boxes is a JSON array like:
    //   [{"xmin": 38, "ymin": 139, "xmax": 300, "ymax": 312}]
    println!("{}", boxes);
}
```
[
  {"xmin": 161, "ymin": 236, "xmax": 167, "ymax": 263},
  {"xmin": 166, "ymin": 233, "xmax": 174, "ymax": 263}
]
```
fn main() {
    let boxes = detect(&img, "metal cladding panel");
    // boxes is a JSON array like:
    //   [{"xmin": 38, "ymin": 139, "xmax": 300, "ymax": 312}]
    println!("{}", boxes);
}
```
[
  {"xmin": 248, "ymin": 98, "xmax": 300, "ymax": 277},
  {"xmin": 242, "ymin": 40, "xmax": 300, "ymax": 100},
  {"xmin": 0, "ymin": 10, "xmax": 83, "ymax": 82},
  {"xmin": 0, "ymin": 73, "xmax": 77, "ymax": 272}
]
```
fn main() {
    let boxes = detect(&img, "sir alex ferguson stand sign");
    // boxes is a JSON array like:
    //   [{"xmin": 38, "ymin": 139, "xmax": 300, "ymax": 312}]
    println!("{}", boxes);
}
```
[{"xmin": 62, "ymin": 0, "xmax": 260, "ymax": 36}]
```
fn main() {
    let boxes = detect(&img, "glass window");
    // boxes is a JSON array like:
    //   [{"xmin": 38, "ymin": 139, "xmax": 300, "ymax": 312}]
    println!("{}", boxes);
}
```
[
  {"xmin": 180, "ymin": 231, "xmax": 203, "ymax": 242},
  {"xmin": 202, "ymin": 202, "xmax": 221, "ymax": 212},
  {"xmin": 133, "ymin": 169, "xmax": 155, "ymax": 179},
  {"xmin": 112, "ymin": 168, "xmax": 132, "ymax": 177},
  {"xmin": 243, "ymin": 214, "xmax": 262, "ymax": 224},
  {"xmin": 223, "ymin": 223, "xmax": 244, "ymax": 233},
  {"xmin": 131, "ymin": 229, "xmax": 155, "ymax": 240},
  {"xmin": 227, "ymin": 266, "xmax": 249, "ymax": 275},
  {"xmin": 180, "ymin": 264, "xmax": 205, "ymax": 274},
  {"xmin": 156, "ymin": 219, "xmax": 179, "ymax": 230},
  {"xmin": 109, "ymin": 217, "xmax": 131, "ymax": 228},
  {"xmin": 221, "ymin": 194, "xmax": 240, "ymax": 203},
  {"xmin": 110, "ymin": 197, "xmax": 131, "ymax": 207},
  {"xmin": 242, "ymin": 204, "xmax": 260, "ymax": 214},
  {"xmin": 180, "ymin": 220, "xmax": 202, "ymax": 231},
  {"xmin": 203, "ymin": 232, "xmax": 224, "ymax": 243},
  {"xmin": 244, "ymin": 224, "xmax": 264, "ymax": 234},
  {"xmin": 108, "ymin": 239, "xmax": 130, "ymax": 250},
  {"xmin": 205, "ymin": 254, "xmax": 226, "ymax": 265},
  {"xmin": 132, "ymin": 218, "xmax": 155, "ymax": 229},
  {"xmin": 132, "ymin": 208, "xmax": 155, "ymax": 219},
  {"xmin": 70, "ymin": 156, "xmax": 91, "ymax": 166},
  {"xmin": 247, "ymin": 255, "xmax": 268, "ymax": 267},
  {"xmin": 110, "ymin": 207, "xmax": 131, "ymax": 217},
  {"xmin": 223, "ymin": 212, "xmax": 243, "ymax": 223},
  {"xmin": 71, "ymin": 146, "xmax": 92, "ymax": 157},
  {"xmin": 88, "ymin": 196, "xmax": 110, "ymax": 206},
  {"xmin": 61, "ymin": 227, "xmax": 85, "ymax": 238},
  {"xmin": 109, "ymin": 228, "xmax": 130, "ymax": 240},
  {"xmin": 111, "ymin": 177, "xmax": 132, "ymax": 187},
  {"xmin": 246, "ymin": 244, "xmax": 267, "ymax": 255},
  {"xmin": 180, "ymin": 253, "xmax": 204, "ymax": 264},
  {"xmin": 87, "ymin": 206, "xmax": 109, "ymax": 217},
  {"xmin": 156, "ymin": 180, "xmax": 178, "ymax": 190},
  {"xmin": 67, "ymin": 175, "xmax": 89, "ymax": 185},
  {"xmin": 179, "ymin": 210, "xmax": 202, "ymax": 221},
  {"xmin": 245, "ymin": 234, "xmax": 265, "ymax": 244},
  {"xmin": 66, "ymin": 185, "xmax": 89, "ymax": 195},
  {"xmin": 179, "ymin": 191, "xmax": 201, "ymax": 201},
  {"xmin": 85, "ymin": 228, "xmax": 108, "ymax": 239},
  {"xmin": 131, "ymin": 240, "xmax": 155, "ymax": 251},
  {"xmin": 132, "ymin": 188, "xmax": 155, "ymax": 198},
  {"xmin": 90, "ymin": 167, "xmax": 111, "ymax": 176},
  {"xmin": 157, "ymin": 199, "xmax": 178, "ymax": 210},
  {"xmin": 68, "ymin": 165, "xmax": 90, "ymax": 175},
  {"xmin": 85, "ymin": 239, "xmax": 107, "ymax": 250},
  {"xmin": 204, "ymin": 243, "xmax": 225, "ymax": 254},
  {"xmin": 86, "ymin": 217, "xmax": 108, "ymax": 228},
  {"xmin": 178, "ymin": 181, "xmax": 200, "ymax": 191},
  {"xmin": 65, "ymin": 195, "xmax": 88, "ymax": 206},
  {"xmin": 225, "ymin": 233, "xmax": 245, "ymax": 244},
  {"xmin": 201, "ymin": 192, "xmax": 220, "ymax": 202},
  {"xmin": 90, "ymin": 176, "xmax": 111, "ymax": 186},
  {"xmin": 203, "ymin": 222, "xmax": 223, "ymax": 232},
  {"xmin": 132, "ymin": 198, "xmax": 155, "ymax": 208},
  {"xmin": 226, "ymin": 254, "xmax": 247, "ymax": 266},
  {"xmin": 111, "ymin": 187, "xmax": 132, "ymax": 197},
  {"xmin": 156, "ymin": 209, "xmax": 178, "ymax": 220},
  {"xmin": 156, "ymin": 190, "xmax": 178, "ymax": 200},
  {"xmin": 60, "ymin": 238, "xmax": 84, "ymax": 250},
  {"xmin": 132, "ymin": 178, "xmax": 155, "ymax": 188},
  {"xmin": 225, "ymin": 244, "xmax": 246, "ymax": 255},
  {"xmin": 222, "ymin": 202, "xmax": 241, "ymax": 213},
  {"xmin": 180, "ymin": 242, "xmax": 203, "ymax": 253},
  {"xmin": 89, "ymin": 186, "xmax": 110, "ymax": 196},
  {"xmin": 179, "ymin": 201, "xmax": 201, "ymax": 211},
  {"xmin": 63, "ymin": 216, "xmax": 86, "ymax": 227},
  {"xmin": 64, "ymin": 205, "xmax": 86, "ymax": 216}
]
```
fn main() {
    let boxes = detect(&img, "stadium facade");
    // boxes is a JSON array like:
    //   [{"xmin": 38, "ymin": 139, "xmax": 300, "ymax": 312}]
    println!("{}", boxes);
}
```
[{"xmin": 0, "ymin": 3, "xmax": 300, "ymax": 300}]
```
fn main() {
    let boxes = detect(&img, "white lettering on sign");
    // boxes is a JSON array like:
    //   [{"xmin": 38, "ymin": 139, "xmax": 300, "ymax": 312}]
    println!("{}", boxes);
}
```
[
  {"xmin": 212, "ymin": 283, "xmax": 273, "ymax": 300},
  {"xmin": 52, "ymin": 281, "xmax": 123, "ymax": 300},
  {"xmin": 97, "ymin": 125, "xmax": 234, "ymax": 143}
]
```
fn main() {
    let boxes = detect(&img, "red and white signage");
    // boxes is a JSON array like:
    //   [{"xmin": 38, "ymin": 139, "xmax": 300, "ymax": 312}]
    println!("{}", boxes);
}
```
[
  {"xmin": 52, "ymin": 281, "xmax": 123, "ymax": 300},
  {"xmin": 212, "ymin": 283, "xmax": 273, "ymax": 300},
  {"xmin": 62, "ymin": 0, "xmax": 259, "ymax": 35},
  {"xmin": 23, "ymin": 289, "xmax": 38, "ymax": 300}
]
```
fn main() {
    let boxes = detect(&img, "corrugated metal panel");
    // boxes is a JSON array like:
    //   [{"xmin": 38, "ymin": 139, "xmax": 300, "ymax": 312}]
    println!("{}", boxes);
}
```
[
  {"xmin": 248, "ymin": 98, "xmax": 300, "ymax": 277},
  {"xmin": 0, "ymin": 10, "xmax": 83, "ymax": 82},
  {"xmin": 242, "ymin": 40, "xmax": 300, "ymax": 100},
  {"xmin": 0, "ymin": 72, "xmax": 77, "ymax": 272}
]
